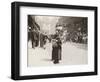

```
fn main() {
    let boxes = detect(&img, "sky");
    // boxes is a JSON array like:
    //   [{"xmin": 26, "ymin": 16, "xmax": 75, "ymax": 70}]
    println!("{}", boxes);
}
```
[{"xmin": 35, "ymin": 16, "xmax": 60, "ymax": 34}]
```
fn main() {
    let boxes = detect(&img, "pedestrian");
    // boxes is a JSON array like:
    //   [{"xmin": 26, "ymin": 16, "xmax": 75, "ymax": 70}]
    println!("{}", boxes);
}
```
[
  {"xmin": 56, "ymin": 37, "xmax": 62, "ymax": 60},
  {"xmin": 31, "ymin": 29, "xmax": 38, "ymax": 48},
  {"xmin": 52, "ymin": 37, "xmax": 62, "ymax": 64},
  {"xmin": 52, "ymin": 39, "xmax": 56, "ymax": 61},
  {"xmin": 52, "ymin": 39, "xmax": 59, "ymax": 64}
]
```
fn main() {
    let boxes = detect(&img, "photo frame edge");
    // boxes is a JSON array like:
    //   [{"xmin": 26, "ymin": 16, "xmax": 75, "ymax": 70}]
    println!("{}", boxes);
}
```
[{"xmin": 11, "ymin": 1, "xmax": 98, "ymax": 80}]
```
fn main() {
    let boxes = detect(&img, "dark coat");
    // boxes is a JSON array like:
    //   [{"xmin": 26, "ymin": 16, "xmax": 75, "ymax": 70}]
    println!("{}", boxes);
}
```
[
  {"xmin": 52, "ymin": 39, "xmax": 62, "ymax": 62},
  {"xmin": 52, "ymin": 45, "xmax": 59, "ymax": 60}
]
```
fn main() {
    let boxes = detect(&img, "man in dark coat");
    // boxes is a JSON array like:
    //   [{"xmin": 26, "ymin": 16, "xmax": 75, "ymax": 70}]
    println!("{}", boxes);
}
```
[{"xmin": 30, "ymin": 29, "xmax": 38, "ymax": 48}]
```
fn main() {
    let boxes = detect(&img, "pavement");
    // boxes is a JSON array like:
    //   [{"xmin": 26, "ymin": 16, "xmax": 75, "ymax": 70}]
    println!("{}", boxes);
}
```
[{"xmin": 28, "ymin": 41, "xmax": 88, "ymax": 67}]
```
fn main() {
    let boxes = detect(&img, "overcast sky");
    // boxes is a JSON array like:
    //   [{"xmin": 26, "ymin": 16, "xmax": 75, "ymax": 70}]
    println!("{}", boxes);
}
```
[{"xmin": 35, "ymin": 16, "xmax": 60, "ymax": 34}]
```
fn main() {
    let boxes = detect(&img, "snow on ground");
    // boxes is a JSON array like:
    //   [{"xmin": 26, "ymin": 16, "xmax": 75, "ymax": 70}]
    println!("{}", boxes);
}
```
[{"xmin": 28, "ymin": 41, "xmax": 88, "ymax": 67}]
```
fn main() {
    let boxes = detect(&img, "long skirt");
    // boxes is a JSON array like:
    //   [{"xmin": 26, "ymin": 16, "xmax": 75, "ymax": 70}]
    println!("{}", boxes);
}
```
[{"xmin": 52, "ymin": 46, "xmax": 62, "ymax": 64}]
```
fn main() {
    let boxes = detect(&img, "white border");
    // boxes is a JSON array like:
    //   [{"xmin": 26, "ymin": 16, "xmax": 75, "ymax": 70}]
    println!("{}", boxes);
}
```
[{"xmin": 20, "ymin": 6, "xmax": 95, "ymax": 76}]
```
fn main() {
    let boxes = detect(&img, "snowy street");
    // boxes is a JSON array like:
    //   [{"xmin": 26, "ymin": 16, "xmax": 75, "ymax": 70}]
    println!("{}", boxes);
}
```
[{"xmin": 28, "ymin": 41, "xmax": 88, "ymax": 67}]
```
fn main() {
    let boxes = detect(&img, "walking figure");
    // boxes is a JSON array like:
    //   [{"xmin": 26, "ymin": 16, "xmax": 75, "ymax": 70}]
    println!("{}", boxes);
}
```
[{"xmin": 52, "ymin": 37, "xmax": 62, "ymax": 64}]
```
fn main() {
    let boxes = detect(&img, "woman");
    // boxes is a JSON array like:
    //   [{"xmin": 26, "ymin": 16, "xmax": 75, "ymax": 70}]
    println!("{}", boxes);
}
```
[
  {"xmin": 56, "ymin": 37, "xmax": 62, "ymax": 60},
  {"xmin": 52, "ymin": 38, "xmax": 62, "ymax": 64}
]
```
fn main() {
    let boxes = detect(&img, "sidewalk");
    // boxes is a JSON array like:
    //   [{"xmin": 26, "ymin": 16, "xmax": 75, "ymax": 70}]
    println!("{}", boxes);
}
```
[{"xmin": 28, "ymin": 42, "xmax": 88, "ymax": 67}]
